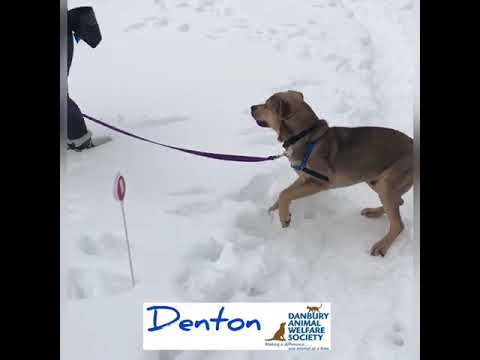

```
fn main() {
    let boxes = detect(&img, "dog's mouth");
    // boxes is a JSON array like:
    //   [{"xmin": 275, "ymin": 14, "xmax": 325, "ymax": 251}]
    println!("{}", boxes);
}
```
[{"xmin": 256, "ymin": 120, "xmax": 268, "ymax": 127}]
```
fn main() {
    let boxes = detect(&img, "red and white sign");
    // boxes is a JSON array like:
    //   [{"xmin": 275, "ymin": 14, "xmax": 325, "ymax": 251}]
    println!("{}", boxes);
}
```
[
  {"xmin": 113, "ymin": 172, "xmax": 135, "ymax": 287},
  {"xmin": 114, "ymin": 173, "xmax": 126, "ymax": 202}
]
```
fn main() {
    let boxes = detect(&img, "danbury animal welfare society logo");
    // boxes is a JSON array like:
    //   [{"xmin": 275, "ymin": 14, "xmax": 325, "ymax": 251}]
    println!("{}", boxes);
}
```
[
  {"xmin": 143, "ymin": 303, "xmax": 331, "ymax": 351},
  {"xmin": 263, "ymin": 304, "xmax": 331, "ymax": 350}
]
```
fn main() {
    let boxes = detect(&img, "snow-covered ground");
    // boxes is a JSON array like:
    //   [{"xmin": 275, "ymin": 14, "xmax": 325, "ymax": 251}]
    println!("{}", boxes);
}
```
[{"xmin": 61, "ymin": 0, "xmax": 417, "ymax": 359}]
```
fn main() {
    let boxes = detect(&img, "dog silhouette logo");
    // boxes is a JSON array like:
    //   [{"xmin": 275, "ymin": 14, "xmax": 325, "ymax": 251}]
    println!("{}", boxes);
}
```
[
  {"xmin": 265, "ymin": 322, "xmax": 286, "ymax": 341},
  {"xmin": 306, "ymin": 305, "xmax": 322, "ymax": 312}
]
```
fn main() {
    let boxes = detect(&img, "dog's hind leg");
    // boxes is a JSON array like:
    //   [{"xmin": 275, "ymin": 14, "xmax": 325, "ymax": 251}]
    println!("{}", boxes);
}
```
[
  {"xmin": 361, "ymin": 198, "xmax": 404, "ymax": 218},
  {"xmin": 369, "ymin": 157, "xmax": 413, "ymax": 256},
  {"xmin": 361, "ymin": 181, "xmax": 405, "ymax": 218},
  {"xmin": 370, "ymin": 194, "xmax": 403, "ymax": 257}
]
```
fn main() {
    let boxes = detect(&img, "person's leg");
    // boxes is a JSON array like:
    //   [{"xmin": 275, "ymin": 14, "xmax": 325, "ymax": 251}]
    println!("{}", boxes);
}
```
[{"xmin": 67, "ymin": 95, "xmax": 92, "ymax": 150}]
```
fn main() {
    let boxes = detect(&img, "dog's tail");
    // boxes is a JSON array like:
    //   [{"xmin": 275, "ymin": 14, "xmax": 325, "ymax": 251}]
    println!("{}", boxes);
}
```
[{"xmin": 265, "ymin": 338, "xmax": 274, "ymax": 341}]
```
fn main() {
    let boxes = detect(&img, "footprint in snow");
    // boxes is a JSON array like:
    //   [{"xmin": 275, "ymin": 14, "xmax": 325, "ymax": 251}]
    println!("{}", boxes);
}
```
[
  {"xmin": 288, "ymin": 29, "xmax": 307, "ymax": 39},
  {"xmin": 65, "ymin": 204, "xmax": 86, "ymax": 222},
  {"xmin": 97, "ymin": 270, "xmax": 133, "ymax": 295},
  {"xmin": 359, "ymin": 57, "xmax": 373, "ymax": 70},
  {"xmin": 178, "ymin": 24, "xmax": 190, "ymax": 32},
  {"xmin": 124, "ymin": 21, "xmax": 147, "ymax": 32},
  {"xmin": 299, "ymin": 45, "xmax": 313, "ymax": 60},
  {"xmin": 68, "ymin": 234, "xmax": 133, "ymax": 300},
  {"xmin": 401, "ymin": 2, "xmax": 414, "ymax": 10},
  {"xmin": 360, "ymin": 35, "xmax": 372, "ymax": 47},
  {"xmin": 187, "ymin": 237, "xmax": 224, "ymax": 263},
  {"xmin": 267, "ymin": 28, "xmax": 278, "ymax": 35},
  {"xmin": 246, "ymin": 286, "xmax": 266, "ymax": 297},
  {"xmin": 77, "ymin": 233, "xmax": 127, "ymax": 259},
  {"xmin": 231, "ymin": 173, "xmax": 276, "ymax": 203},
  {"xmin": 126, "ymin": 17, "xmax": 171, "ymax": 32},
  {"xmin": 322, "ymin": 54, "xmax": 338, "ymax": 62},
  {"xmin": 153, "ymin": 17, "xmax": 169, "ymax": 28},
  {"xmin": 66, "ymin": 268, "xmax": 92, "ymax": 300},
  {"xmin": 391, "ymin": 321, "xmax": 405, "ymax": 346},
  {"xmin": 178, "ymin": 263, "xmax": 235, "ymax": 301},
  {"xmin": 153, "ymin": 0, "xmax": 166, "ymax": 9},
  {"xmin": 274, "ymin": 41, "xmax": 287, "ymax": 53},
  {"xmin": 66, "ymin": 267, "xmax": 132, "ymax": 299},
  {"xmin": 391, "ymin": 323, "xmax": 406, "ymax": 346},
  {"xmin": 235, "ymin": 209, "xmax": 273, "ymax": 238}
]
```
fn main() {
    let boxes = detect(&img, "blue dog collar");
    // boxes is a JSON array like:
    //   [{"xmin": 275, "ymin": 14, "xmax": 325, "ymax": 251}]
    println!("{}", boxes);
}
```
[
  {"xmin": 292, "ymin": 141, "xmax": 319, "ymax": 171},
  {"xmin": 291, "ymin": 139, "xmax": 330, "ymax": 182}
]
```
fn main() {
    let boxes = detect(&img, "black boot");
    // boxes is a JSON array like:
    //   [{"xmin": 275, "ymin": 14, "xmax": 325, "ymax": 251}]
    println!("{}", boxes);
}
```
[
  {"xmin": 67, "ymin": 138, "xmax": 94, "ymax": 152},
  {"xmin": 67, "ymin": 130, "xmax": 94, "ymax": 152}
]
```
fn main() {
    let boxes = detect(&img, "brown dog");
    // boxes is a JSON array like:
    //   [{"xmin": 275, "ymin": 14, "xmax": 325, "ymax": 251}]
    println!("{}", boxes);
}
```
[
  {"xmin": 307, "ymin": 305, "xmax": 322, "ymax": 312},
  {"xmin": 250, "ymin": 90, "xmax": 413, "ymax": 257}
]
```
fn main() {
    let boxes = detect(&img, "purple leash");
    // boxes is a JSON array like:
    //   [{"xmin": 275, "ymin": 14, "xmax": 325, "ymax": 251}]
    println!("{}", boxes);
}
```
[{"xmin": 82, "ymin": 113, "xmax": 285, "ymax": 162}]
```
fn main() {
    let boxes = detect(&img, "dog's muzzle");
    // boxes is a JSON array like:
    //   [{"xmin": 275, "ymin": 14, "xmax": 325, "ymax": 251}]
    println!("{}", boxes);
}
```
[
  {"xmin": 256, "ymin": 120, "xmax": 268, "ymax": 127},
  {"xmin": 250, "ymin": 106, "xmax": 268, "ymax": 127}
]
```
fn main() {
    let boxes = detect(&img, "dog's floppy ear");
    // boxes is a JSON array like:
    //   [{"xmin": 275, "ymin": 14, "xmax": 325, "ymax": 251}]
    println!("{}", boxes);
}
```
[
  {"xmin": 287, "ymin": 90, "xmax": 304, "ymax": 101},
  {"xmin": 279, "ymin": 99, "xmax": 291, "ymax": 118},
  {"xmin": 270, "ymin": 95, "xmax": 291, "ymax": 118}
]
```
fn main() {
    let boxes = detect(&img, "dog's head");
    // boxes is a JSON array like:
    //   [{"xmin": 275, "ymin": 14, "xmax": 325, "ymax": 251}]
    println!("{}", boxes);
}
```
[
  {"xmin": 280, "ymin": 322, "xmax": 286, "ymax": 328},
  {"xmin": 250, "ymin": 90, "xmax": 317, "ymax": 142}
]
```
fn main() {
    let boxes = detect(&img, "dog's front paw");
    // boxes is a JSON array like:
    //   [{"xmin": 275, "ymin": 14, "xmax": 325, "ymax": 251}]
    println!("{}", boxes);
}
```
[
  {"xmin": 280, "ymin": 213, "xmax": 292, "ymax": 228},
  {"xmin": 370, "ymin": 238, "xmax": 392, "ymax": 257}
]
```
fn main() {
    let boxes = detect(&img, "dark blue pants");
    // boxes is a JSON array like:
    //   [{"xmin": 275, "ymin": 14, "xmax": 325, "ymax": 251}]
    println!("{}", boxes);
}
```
[
  {"xmin": 67, "ymin": 95, "xmax": 88, "ymax": 140},
  {"xmin": 67, "ymin": 30, "xmax": 88, "ymax": 141}
]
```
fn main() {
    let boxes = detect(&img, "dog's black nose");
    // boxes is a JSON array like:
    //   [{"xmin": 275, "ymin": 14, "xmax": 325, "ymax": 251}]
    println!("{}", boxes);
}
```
[{"xmin": 250, "ymin": 105, "xmax": 258, "ymax": 113}]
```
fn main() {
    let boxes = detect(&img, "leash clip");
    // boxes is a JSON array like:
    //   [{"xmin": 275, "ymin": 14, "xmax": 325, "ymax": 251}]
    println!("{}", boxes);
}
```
[{"xmin": 270, "ymin": 150, "xmax": 288, "ymax": 160}]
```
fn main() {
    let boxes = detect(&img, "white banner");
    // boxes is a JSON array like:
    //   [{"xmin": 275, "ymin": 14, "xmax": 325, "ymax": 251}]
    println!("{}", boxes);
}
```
[{"xmin": 143, "ymin": 302, "xmax": 331, "ymax": 351}]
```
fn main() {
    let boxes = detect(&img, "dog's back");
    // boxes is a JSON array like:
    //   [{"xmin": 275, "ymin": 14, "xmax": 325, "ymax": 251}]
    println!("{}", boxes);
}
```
[{"xmin": 324, "ymin": 126, "xmax": 412, "ymax": 183}]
